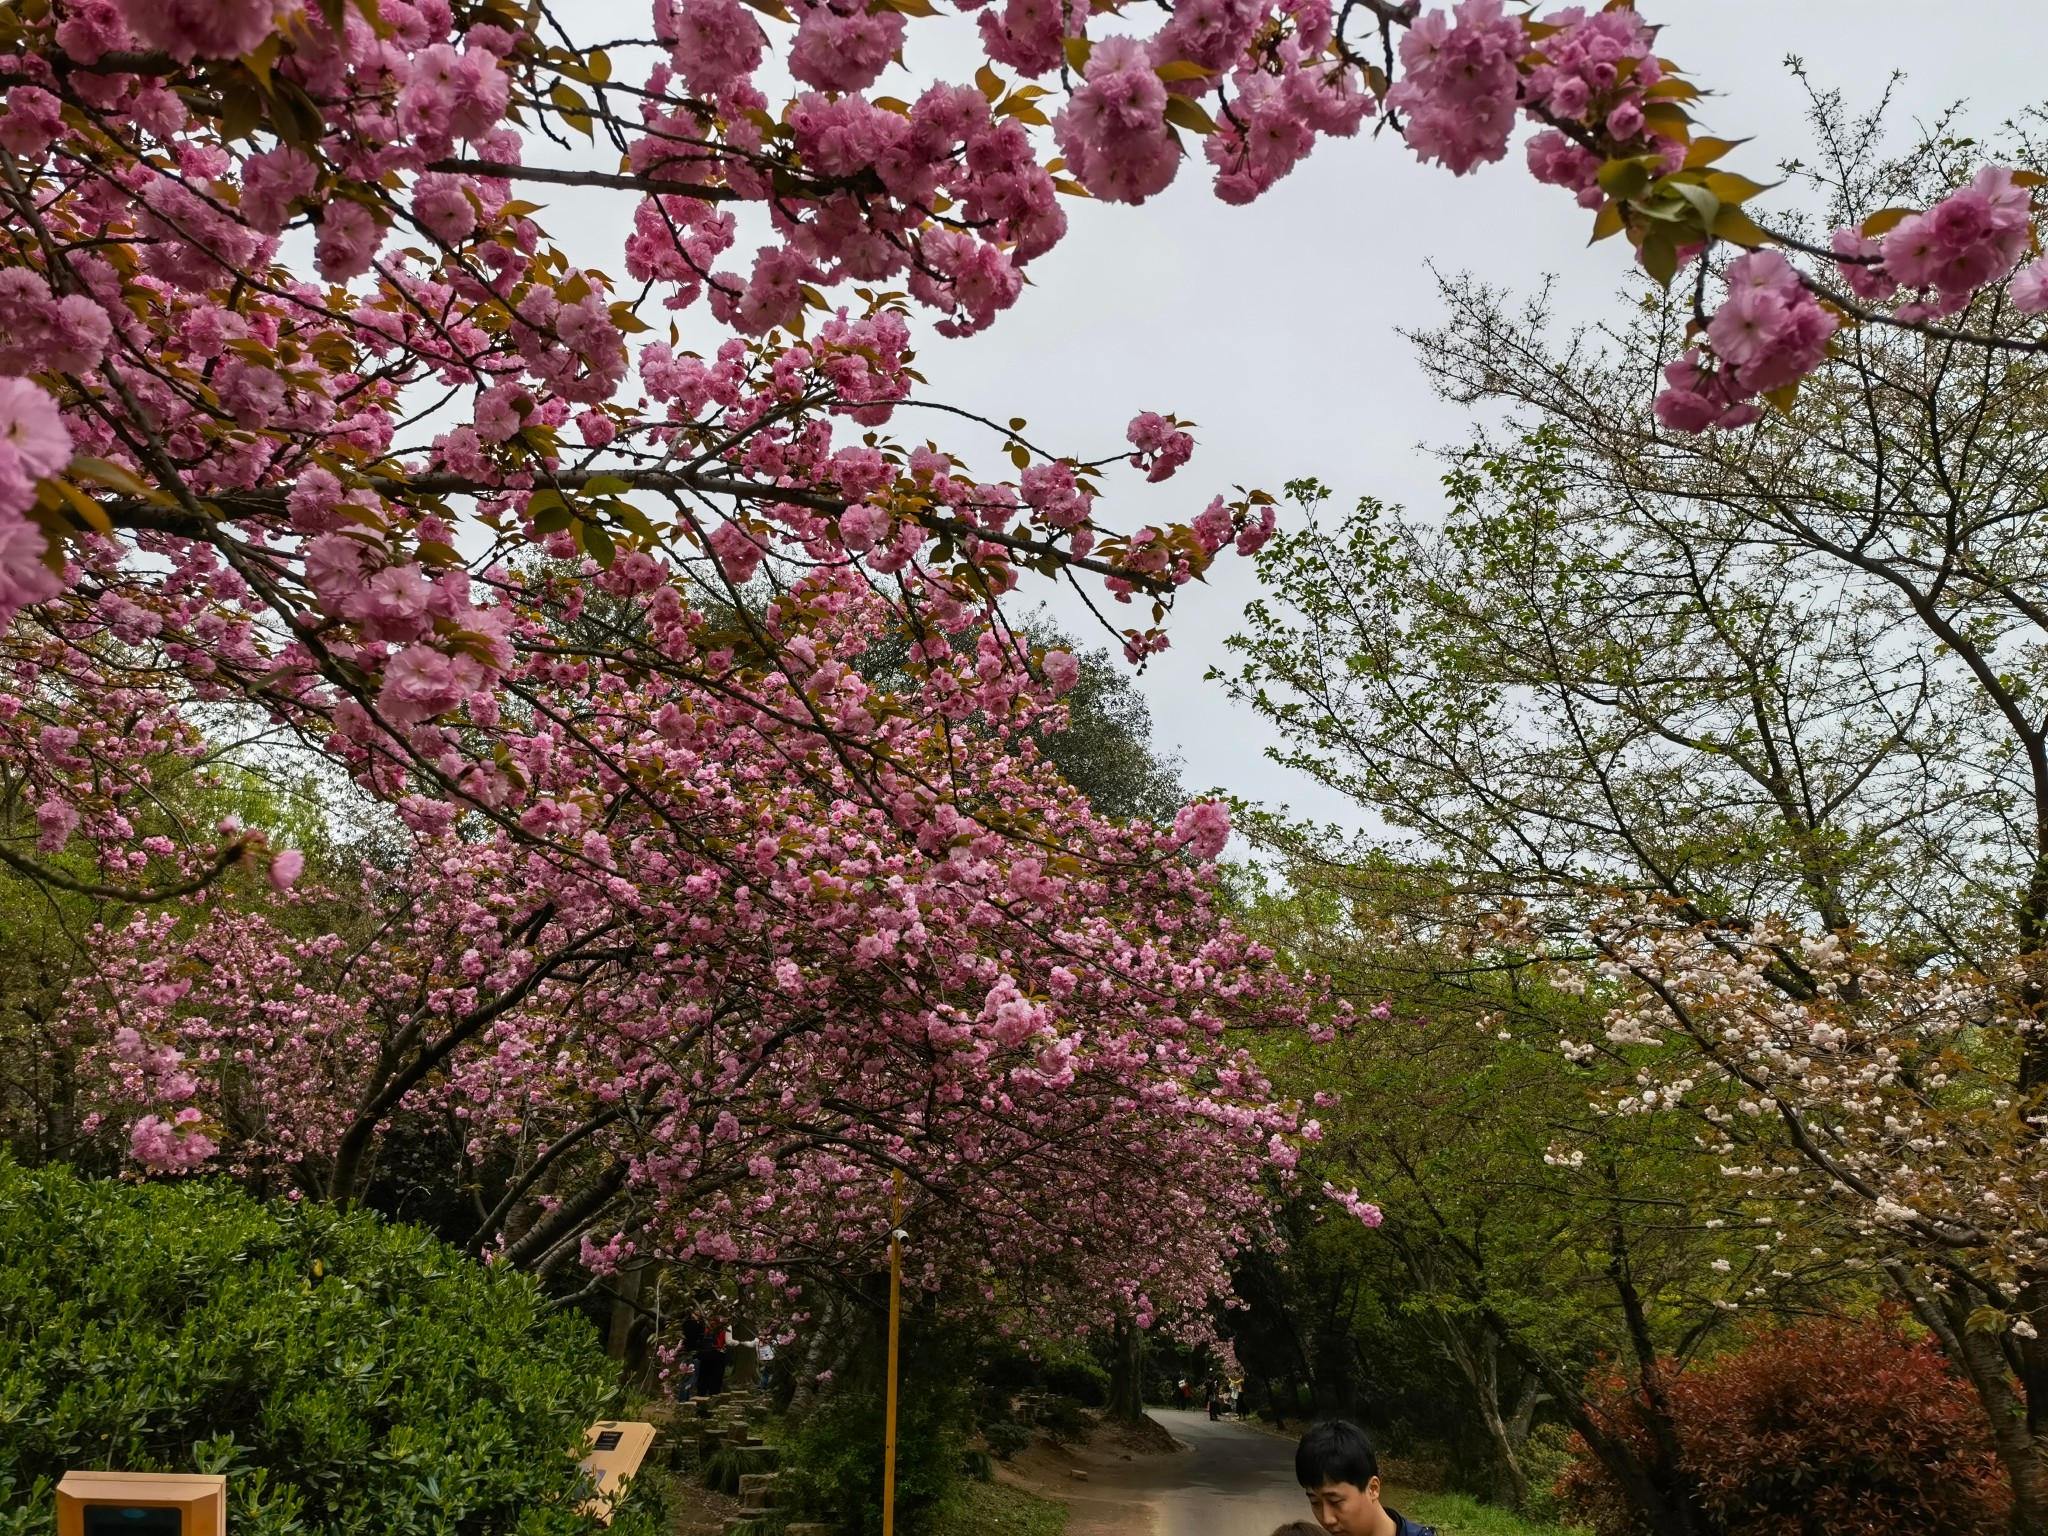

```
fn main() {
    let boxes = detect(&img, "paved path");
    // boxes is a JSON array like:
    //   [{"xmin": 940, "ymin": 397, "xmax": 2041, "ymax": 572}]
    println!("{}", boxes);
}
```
[{"xmin": 1039, "ymin": 1410, "xmax": 1310, "ymax": 1536}]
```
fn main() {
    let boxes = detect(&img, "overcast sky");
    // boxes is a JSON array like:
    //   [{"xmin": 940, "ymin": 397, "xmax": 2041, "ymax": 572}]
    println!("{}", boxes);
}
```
[
  {"xmin": 542, "ymin": 2, "xmax": 2046, "ymax": 832},
  {"xmin": 893, "ymin": 1, "xmax": 2047, "ymax": 831}
]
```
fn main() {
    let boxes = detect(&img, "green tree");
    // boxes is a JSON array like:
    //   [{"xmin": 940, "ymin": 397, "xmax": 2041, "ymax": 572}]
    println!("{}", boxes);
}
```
[
  {"xmin": 1239, "ymin": 862, "xmax": 1846, "ymax": 1528},
  {"xmin": 1218, "ymin": 100, "xmax": 2048, "ymax": 1530}
]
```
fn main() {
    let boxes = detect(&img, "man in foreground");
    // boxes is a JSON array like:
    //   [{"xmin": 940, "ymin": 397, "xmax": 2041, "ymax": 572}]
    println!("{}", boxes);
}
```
[{"xmin": 1293, "ymin": 1421, "xmax": 1438, "ymax": 1536}]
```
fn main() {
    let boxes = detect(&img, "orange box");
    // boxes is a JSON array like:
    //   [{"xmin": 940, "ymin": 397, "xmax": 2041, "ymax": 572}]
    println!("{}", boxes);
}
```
[
  {"xmin": 578, "ymin": 1420, "xmax": 656, "ymax": 1525},
  {"xmin": 56, "ymin": 1472, "xmax": 227, "ymax": 1536}
]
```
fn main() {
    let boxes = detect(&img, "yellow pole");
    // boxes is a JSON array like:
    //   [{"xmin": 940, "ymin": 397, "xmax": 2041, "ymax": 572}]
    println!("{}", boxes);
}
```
[{"xmin": 882, "ymin": 1168, "xmax": 904, "ymax": 1536}]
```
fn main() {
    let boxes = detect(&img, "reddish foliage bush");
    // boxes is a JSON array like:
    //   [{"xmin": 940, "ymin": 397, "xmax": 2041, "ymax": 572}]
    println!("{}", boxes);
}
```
[{"xmin": 1556, "ymin": 1314, "xmax": 2010, "ymax": 1536}]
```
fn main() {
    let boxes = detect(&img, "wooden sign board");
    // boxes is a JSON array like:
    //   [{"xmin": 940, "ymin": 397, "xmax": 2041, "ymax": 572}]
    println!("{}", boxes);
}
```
[
  {"xmin": 56, "ymin": 1473, "xmax": 227, "ymax": 1536},
  {"xmin": 578, "ymin": 1420, "xmax": 656, "ymax": 1525}
]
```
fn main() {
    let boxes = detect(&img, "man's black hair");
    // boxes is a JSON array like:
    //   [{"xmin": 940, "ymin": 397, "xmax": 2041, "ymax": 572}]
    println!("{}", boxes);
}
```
[{"xmin": 1295, "ymin": 1419, "xmax": 1378, "ymax": 1490}]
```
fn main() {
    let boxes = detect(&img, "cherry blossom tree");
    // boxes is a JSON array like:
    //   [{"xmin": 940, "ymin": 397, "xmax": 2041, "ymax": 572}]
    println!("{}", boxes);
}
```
[
  {"xmin": 3, "ymin": 0, "xmax": 2045, "ymax": 1347},
  {"xmin": 35, "ymin": 567, "xmax": 1314, "ymax": 1328}
]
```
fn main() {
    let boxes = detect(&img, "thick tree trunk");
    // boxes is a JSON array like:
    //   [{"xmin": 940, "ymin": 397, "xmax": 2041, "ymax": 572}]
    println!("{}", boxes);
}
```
[
  {"xmin": 1889, "ymin": 1263, "xmax": 2048, "ymax": 1536},
  {"xmin": 1468, "ymin": 1342, "xmax": 1538, "ymax": 1510},
  {"xmin": 787, "ymin": 1291, "xmax": 839, "ymax": 1418},
  {"xmin": 1106, "ymin": 1317, "xmax": 1148, "ymax": 1423},
  {"xmin": 607, "ymin": 1263, "xmax": 644, "ymax": 1362}
]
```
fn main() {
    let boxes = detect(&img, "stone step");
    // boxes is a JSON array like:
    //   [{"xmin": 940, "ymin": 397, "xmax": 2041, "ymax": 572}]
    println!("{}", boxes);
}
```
[{"xmin": 738, "ymin": 1472, "xmax": 782, "ymax": 1510}]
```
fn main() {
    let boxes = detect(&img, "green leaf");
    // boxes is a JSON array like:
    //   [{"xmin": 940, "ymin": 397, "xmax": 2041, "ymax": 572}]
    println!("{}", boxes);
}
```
[
  {"xmin": 69, "ymin": 455, "xmax": 162, "ymax": 502},
  {"xmin": 51, "ymin": 478, "xmax": 112, "ymax": 533},
  {"xmin": 218, "ymin": 75, "xmax": 265, "ymax": 142},
  {"xmin": 1710, "ymin": 205, "xmax": 1771, "ymax": 249},
  {"xmin": 1595, "ymin": 157, "xmax": 1655, "ymax": 202},
  {"xmin": 1683, "ymin": 137, "xmax": 1746, "ymax": 170},
  {"xmin": 994, "ymin": 96, "xmax": 1050, "ymax": 127},
  {"xmin": 1665, "ymin": 179, "xmax": 1722, "ymax": 240},
  {"xmin": 1640, "ymin": 101, "xmax": 1692, "ymax": 141},
  {"xmin": 1860, "ymin": 206, "xmax": 1917, "ymax": 237},
  {"xmin": 1762, "ymin": 379, "xmax": 1799, "ymax": 415},
  {"xmin": 549, "ymin": 81, "xmax": 594, "ymax": 136},
  {"xmin": 1701, "ymin": 170, "xmax": 1775, "ymax": 206},
  {"xmin": 1161, "ymin": 95, "xmax": 1216, "ymax": 135},
  {"xmin": 1638, "ymin": 234, "xmax": 1680, "ymax": 290}
]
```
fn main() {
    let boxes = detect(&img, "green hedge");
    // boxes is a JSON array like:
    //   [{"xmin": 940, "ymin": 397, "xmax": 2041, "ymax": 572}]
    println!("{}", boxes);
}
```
[
  {"xmin": 779, "ymin": 1385, "xmax": 972, "ymax": 1536},
  {"xmin": 0, "ymin": 1156, "xmax": 660, "ymax": 1536}
]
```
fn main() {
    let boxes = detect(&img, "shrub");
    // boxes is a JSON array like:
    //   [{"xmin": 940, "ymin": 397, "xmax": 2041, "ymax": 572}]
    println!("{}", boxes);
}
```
[
  {"xmin": 779, "ymin": 1384, "xmax": 970, "ymax": 1536},
  {"xmin": 1557, "ymin": 1314, "xmax": 2010, "ymax": 1536},
  {"xmin": 1040, "ymin": 1358, "xmax": 1108, "ymax": 1408},
  {"xmin": 1033, "ymin": 1396, "xmax": 1094, "ymax": 1446},
  {"xmin": 0, "ymin": 1155, "xmax": 658, "ymax": 1536},
  {"xmin": 1514, "ymin": 1423, "xmax": 1576, "ymax": 1527},
  {"xmin": 981, "ymin": 1420, "xmax": 1032, "ymax": 1460}
]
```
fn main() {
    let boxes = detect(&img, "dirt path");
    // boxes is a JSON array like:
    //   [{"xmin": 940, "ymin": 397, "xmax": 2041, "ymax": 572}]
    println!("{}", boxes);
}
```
[{"xmin": 1002, "ymin": 1409, "xmax": 1312, "ymax": 1536}]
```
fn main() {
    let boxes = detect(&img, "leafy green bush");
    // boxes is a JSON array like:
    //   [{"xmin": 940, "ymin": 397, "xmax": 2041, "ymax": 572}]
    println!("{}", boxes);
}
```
[
  {"xmin": 1038, "ymin": 1360, "xmax": 1106, "ymax": 1409},
  {"xmin": 779, "ymin": 1386, "xmax": 969, "ymax": 1536},
  {"xmin": 980, "ymin": 1420, "xmax": 1031, "ymax": 1461},
  {"xmin": 1032, "ymin": 1397, "xmax": 1093, "ymax": 1446},
  {"xmin": 0, "ymin": 1155, "xmax": 659, "ymax": 1536}
]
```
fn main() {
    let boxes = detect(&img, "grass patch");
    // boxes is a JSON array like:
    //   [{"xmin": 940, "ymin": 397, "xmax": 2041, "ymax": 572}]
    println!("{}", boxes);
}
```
[
  {"xmin": 1395, "ymin": 1489, "xmax": 1587, "ymax": 1536},
  {"xmin": 936, "ymin": 1478, "xmax": 1068, "ymax": 1536}
]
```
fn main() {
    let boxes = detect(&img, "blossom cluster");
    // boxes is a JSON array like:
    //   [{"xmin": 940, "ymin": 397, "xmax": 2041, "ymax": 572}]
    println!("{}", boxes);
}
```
[
  {"xmin": 56, "ymin": 584, "xmax": 1316, "ymax": 1324},
  {"xmin": 1653, "ymin": 251, "xmax": 1836, "ymax": 432},
  {"xmin": 1557, "ymin": 905, "xmax": 2046, "ymax": 1300}
]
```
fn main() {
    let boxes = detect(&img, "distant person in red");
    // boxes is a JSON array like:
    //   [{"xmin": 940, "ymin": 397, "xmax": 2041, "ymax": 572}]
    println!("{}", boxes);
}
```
[
  {"xmin": 1294, "ymin": 1421, "xmax": 1436, "ymax": 1536},
  {"xmin": 1176, "ymin": 1378, "xmax": 1192, "ymax": 1408},
  {"xmin": 698, "ymin": 1316, "xmax": 730, "ymax": 1397}
]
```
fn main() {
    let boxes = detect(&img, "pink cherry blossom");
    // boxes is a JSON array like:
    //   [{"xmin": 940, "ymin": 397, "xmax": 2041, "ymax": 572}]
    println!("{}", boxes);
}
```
[
  {"xmin": 36, "ymin": 796, "xmax": 79, "ymax": 851},
  {"xmin": 789, "ymin": 3, "xmax": 904, "ymax": 93},
  {"xmin": 1882, "ymin": 167, "xmax": 2033, "ymax": 308},
  {"xmin": 1174, "ymin": 798, "xmax": 1232, "ymax": 860},
  {"xmin": 0, "ymin": 86, "xmax": 64, "ymax": 158},
  {"xmin": 663, "ymin": 0, "xmax": 767, "ymax": 94},
  {"xmin": 0, "ymin": 377, "xmax": 71, "ymax": 512},
  {"xmin": 1385, "ymin": 0, "xmax": 1525, "ymax": 176},
  {"xmin": 1042, "ymin": 649, "xmax": 1081, "ymax": 694},
  {"xmin": 2012, "ymin": 258, "xmax": 2048, "ymax": 316},
  {"xmin": 708, "ymin": 518, "xmax": 765, "ymax": 583},
  {"xmin": 1126, "ymin": 412, "xmax": 1195, "ymax": 482},
  {"xmin": 239, "ymin": 146, "xmax": 317, "ymax": 235},
  {"xmin": 377, "ymin": 643, "xmax": 469, "ymax": 725},
  {"xmin": 112, "ymin": 0, "xmax": 275, "ymax": 62},
  {"xmin": 412, "ymin": 173, "xmax": 479, "ymax": 245},
  {"xmin": 315, "ymin": 199, "xmax": 384, "ymax": 283}
]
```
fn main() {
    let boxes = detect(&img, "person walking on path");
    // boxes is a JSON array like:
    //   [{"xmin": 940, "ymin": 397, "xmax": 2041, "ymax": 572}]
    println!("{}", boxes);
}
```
[
  {"xmin": 1294, "ymin": 1420, "xmax": 1437, "ymax": 1536},
  {"xmin": 675, "ymin": 1305, "xmax": 706, "ymax": 1403},
  {"xmin": 698, "ymin": 1316, "xmax": 730, "ymax": 1397}
]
